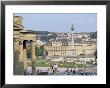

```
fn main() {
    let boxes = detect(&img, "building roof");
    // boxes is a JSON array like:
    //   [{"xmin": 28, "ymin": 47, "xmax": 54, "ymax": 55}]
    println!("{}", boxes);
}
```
[{"xmin": 20, "ymin": 30, "xmax": 36, "ymax": 34}]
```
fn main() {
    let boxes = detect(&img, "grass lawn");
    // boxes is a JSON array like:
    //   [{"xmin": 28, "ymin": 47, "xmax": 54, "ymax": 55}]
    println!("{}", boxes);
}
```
[{"xmin": 34, "ymin": 60, "xmax": 86, "ymax": 68}]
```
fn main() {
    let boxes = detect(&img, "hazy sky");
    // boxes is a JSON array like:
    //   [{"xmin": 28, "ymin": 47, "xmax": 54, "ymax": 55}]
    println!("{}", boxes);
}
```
[{"xmin": 14, "ymin": 13, "xmax": 97, "ymax": 33}]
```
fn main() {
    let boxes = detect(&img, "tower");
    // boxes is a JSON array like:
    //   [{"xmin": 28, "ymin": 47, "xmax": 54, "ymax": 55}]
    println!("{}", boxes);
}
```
[{"xmin": 71, "ymin": 24, "xmax": 74, "ymax": 49}]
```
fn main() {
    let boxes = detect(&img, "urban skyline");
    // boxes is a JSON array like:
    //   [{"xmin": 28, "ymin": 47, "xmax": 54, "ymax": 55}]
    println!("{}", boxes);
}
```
[
  {"xmin": 14, "ymin": 13, "xmax": 97, "ymax": 33},
  {"xmin": 13, "ymin": 15, "xmax": 97, "ymax": 76}
]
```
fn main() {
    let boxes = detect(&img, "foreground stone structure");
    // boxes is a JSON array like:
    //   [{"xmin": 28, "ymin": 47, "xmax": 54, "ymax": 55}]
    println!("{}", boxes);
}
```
[{"xmin": 13, "ymin": 16, "xmax": 36, "ymax": 74}]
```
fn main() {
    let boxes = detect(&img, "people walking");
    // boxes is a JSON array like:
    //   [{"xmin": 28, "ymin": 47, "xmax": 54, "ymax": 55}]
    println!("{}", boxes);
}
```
[
  {"xmin": 72, "ymin": 69, "xmax": 75, "ymax": 74},
  {"xmin": 81, "ymin": 70, "xmax": 84, "ymax": 75},
  {"xmin": 24, "ymin": 71, "xmax": 27, "ymax": 75}
]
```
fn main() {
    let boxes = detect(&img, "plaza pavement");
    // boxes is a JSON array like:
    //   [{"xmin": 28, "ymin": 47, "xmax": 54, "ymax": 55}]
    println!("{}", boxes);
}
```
[{"xmin": 35, "ymin": 66, "xmax": 97, "ymax": 75}]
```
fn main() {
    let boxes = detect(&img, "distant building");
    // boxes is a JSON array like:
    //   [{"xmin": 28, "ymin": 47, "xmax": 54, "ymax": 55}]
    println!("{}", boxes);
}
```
[
  {"xmin": 44, "ymin": 25, "xmax": 97, "ymax": 57},
  {"xmin": 36, "ymin": 40, "xmax": 46, "ymax": 46},
  {"xmin": 44, "ymin": 40, "xmax": 96, "ymax": 57}
]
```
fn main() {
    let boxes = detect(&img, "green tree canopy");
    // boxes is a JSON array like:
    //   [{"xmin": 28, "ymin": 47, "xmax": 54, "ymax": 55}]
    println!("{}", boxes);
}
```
[{"xmin": 35, "ymin": 45, "xmax": 48, "ymax": 56}]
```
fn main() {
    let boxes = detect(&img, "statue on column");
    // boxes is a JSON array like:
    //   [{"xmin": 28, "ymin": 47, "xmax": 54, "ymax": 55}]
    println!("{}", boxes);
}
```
[{"xmin": 71, "ymin": 24, "xmax": 76, "ymax": 56}]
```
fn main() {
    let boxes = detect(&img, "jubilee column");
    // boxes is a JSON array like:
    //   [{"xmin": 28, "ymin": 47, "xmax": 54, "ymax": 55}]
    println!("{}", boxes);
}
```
[{"xmin": 71, "ymin": 24, "xmax": 74, "ymax": 49}]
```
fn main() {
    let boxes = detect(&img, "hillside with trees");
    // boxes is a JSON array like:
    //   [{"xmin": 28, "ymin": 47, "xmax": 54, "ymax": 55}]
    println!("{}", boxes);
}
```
[
  {"xmin": 31, "ymin": 30, "xmax": 57, "ymax": 42},
  {"xmin": 89, "ymin": 31, "xmax": 97, "ymax": 39}
]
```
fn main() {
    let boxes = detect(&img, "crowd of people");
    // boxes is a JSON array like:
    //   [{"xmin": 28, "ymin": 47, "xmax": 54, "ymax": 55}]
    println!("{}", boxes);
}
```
[{"xmin": 24, "ymin": 64, "xmax": 96, "ymax": 75}]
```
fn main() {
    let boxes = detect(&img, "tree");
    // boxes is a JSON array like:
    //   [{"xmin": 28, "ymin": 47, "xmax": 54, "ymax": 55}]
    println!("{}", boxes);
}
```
[
  {"xmin": 27, "ymin": 48, "xmax": 31, "ymax": 58},
  {"xmin": 35, "ymin": 45, "xmax": 44, "ymax": 56},
  {"xmin": 35, "ymin": 45, "xmax": 48, "ymax": 57},
  {"xmin": 40, "ymin": 45, "xmax": 44, "ymax": 50},
  {"xmin": 90, "ymin": 32, "xmax": 97, "ymax": 39}
]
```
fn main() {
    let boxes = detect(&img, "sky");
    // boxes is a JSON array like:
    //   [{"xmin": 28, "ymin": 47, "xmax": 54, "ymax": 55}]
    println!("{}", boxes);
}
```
[{"xmin": 14, "ymin": 13, "xmax": 97, "ymax": 33}]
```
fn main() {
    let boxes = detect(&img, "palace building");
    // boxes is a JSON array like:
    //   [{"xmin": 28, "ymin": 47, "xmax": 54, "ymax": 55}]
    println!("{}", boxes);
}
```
[
  {"xmin": 44, "ymin": 40, "xmax": 96, "ymax": 57},
  {"xmin": 44, "ymin": 25, "xmax": 97, "ymax": 57}
]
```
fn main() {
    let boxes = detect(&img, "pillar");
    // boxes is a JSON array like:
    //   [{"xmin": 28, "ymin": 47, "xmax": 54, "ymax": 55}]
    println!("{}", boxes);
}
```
[
  {"xmin": 31, "ymin": 40, "xmax": 36, "ymax": 75},
  {"xmin": 14, "ymin": 39, "xmax": 20, "ymax": 52},
  {"xmin": 23, "ymin": 40, "xmax": 28, "ymax": 70},
  {"xmin": 72, "ymin": 31, "xmax": 74, "ymax": 49},
  {"xmin": 19, "ymin": 40, "xmax": 23, "ymax": 62},
  {"xmin": 71, "ymin": 24, "xmax": 74, "ymax": 49},
  {"xmin": 31, "ymin": 40, "xmax": 36, "ymax": 61}
]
